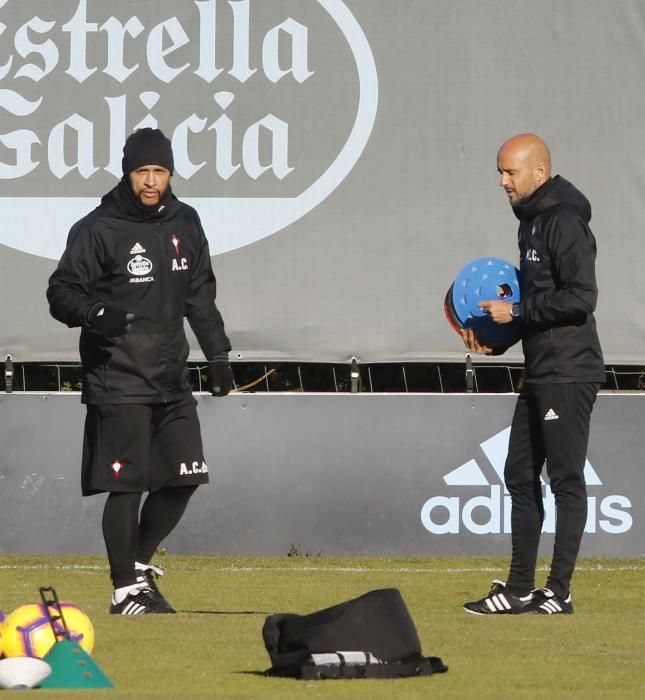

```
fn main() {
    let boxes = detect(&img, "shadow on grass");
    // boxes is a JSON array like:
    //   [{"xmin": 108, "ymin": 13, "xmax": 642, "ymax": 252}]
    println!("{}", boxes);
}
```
[
  {"xmin": 237, "ymin": 671, "xmax": 273, "ymax": 677},
  {"xmin": 178, "ymin": 609, "xmax": 272, "ymax": 615}
]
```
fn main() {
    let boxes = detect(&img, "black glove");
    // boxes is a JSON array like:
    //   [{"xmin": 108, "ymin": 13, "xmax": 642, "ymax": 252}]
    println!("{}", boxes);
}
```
[
  {"xmin": 89, "ymin": 304, "xmax": 134, "ymax": 338},
  {"xmin": 208, "ymin": 353, "xmax": 234, "ymax": 396}
]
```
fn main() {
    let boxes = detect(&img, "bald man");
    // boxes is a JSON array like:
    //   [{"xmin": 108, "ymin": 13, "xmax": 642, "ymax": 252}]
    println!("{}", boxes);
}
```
[{"xmin": 463, "ymin": 134, "xmax": 605, "ymax": 615}]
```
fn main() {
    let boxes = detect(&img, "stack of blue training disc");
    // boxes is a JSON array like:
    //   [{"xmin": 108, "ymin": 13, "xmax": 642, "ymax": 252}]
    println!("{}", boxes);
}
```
[{"xmin": 444, "ymin": 257, "xmax": 522, "ymax": 348}]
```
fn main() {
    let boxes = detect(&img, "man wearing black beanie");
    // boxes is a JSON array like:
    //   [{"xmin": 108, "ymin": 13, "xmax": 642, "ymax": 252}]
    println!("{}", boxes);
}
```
[
  {"xmin": 122, "ymin": 128, "xmax": 175, "ymax": 177},
  {"xmin": 46, "ymin": 128, "xmax": 234, "ymax": 615}
]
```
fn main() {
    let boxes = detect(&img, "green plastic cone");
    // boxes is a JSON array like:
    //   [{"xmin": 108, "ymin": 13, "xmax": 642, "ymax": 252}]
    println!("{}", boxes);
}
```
[{"xmin": 40, "ymin": 640, "xmax": 114, "ymax": 689}]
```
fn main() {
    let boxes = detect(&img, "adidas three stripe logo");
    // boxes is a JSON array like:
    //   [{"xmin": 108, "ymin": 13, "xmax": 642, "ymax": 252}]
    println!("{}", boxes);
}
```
[
  {"xmin": 537, "ymin": 599, "xmax": 565, "ymax": 614},
  {"xmin": 121, "ymin": 600, "xmax": 147, "ymax": 615},
  {"xmin": 484, "ymin": 593, "xmax": 514, "ymax": 613}
]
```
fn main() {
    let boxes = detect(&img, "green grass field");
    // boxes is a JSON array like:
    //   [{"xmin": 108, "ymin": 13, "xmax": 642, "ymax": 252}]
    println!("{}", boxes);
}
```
[{"xmin": 1, "ymin": 554, "xmax": 643, "ymax": 699}]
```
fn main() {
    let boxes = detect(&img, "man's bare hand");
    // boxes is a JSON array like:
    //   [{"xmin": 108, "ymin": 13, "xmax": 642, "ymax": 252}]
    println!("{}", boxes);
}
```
[
  {"xmin": 461, "ymin": 328, "xmax": 494, "ymax": 355},
  {"xmin": 478, "ymin": 300, "xmax": 514, "ymax": 324}
]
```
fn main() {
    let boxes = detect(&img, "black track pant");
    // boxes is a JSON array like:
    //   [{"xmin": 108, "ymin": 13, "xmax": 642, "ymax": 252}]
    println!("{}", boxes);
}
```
[
  {"xmin": 102, "ymin": 485, "xmax": 198, "ymax": 588},
  {"xmin": 504, "ymin": 382, "xmax": 599, "ymax": 598}
]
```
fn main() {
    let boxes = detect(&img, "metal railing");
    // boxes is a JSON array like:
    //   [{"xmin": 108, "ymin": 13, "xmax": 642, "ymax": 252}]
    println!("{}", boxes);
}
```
[{"xmin": 2, "ymin": 360, "xmax": 643, "ymax": 394}]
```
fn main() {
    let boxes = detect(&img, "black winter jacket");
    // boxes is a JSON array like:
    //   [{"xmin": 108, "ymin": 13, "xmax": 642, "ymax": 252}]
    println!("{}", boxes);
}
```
[
  {"xmin": 47, "ymin": 181, "xmax": 231, "ymax": 404},
  {"xmin": 512, "ymin": 175, "xmax": 604, "ymax": 383}
]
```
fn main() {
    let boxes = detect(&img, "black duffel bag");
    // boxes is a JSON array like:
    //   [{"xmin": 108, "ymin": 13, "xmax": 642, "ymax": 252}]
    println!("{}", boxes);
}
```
[{"xmin": 262, "ymin": 588, "xmax": 448, "ymax": 680}]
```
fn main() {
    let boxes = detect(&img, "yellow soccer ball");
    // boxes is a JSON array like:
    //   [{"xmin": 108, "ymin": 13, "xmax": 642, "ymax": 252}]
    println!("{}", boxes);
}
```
[{"xmin": 1, "ymin": 603, "xmax": 94, "ymax": 658}]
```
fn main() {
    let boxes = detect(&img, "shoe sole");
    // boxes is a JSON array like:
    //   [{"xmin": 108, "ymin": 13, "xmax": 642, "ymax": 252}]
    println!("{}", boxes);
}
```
[
  {"xmin": 463, "ymin": 607, "xmax": 489, "ymax": 616},
  {"xmin": 463, "ymin": 607, "xmax": 526, "ymax": 616},
  {"xmin": 108, "ymin": 607, "xmax": 176, "ymax": 615},
  {"xmin": 529, "ymin": 607, "xmax": 573, "ymax": 615},
  {"xmin": 463, "ymin": 603, "xmax": 535, "ymax": 616}
]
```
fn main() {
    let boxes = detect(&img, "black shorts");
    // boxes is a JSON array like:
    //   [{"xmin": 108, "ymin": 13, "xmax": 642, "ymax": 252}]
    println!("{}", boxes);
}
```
[{"xmin": 81, "ymin": 396, "xmax": 209, "ymax": 496}]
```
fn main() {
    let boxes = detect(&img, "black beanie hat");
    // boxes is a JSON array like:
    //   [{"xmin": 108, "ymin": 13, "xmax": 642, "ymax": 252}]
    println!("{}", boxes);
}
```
[{"xmin": 122, "ymin": 128, "xmax": 174, "ymax": 175}]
